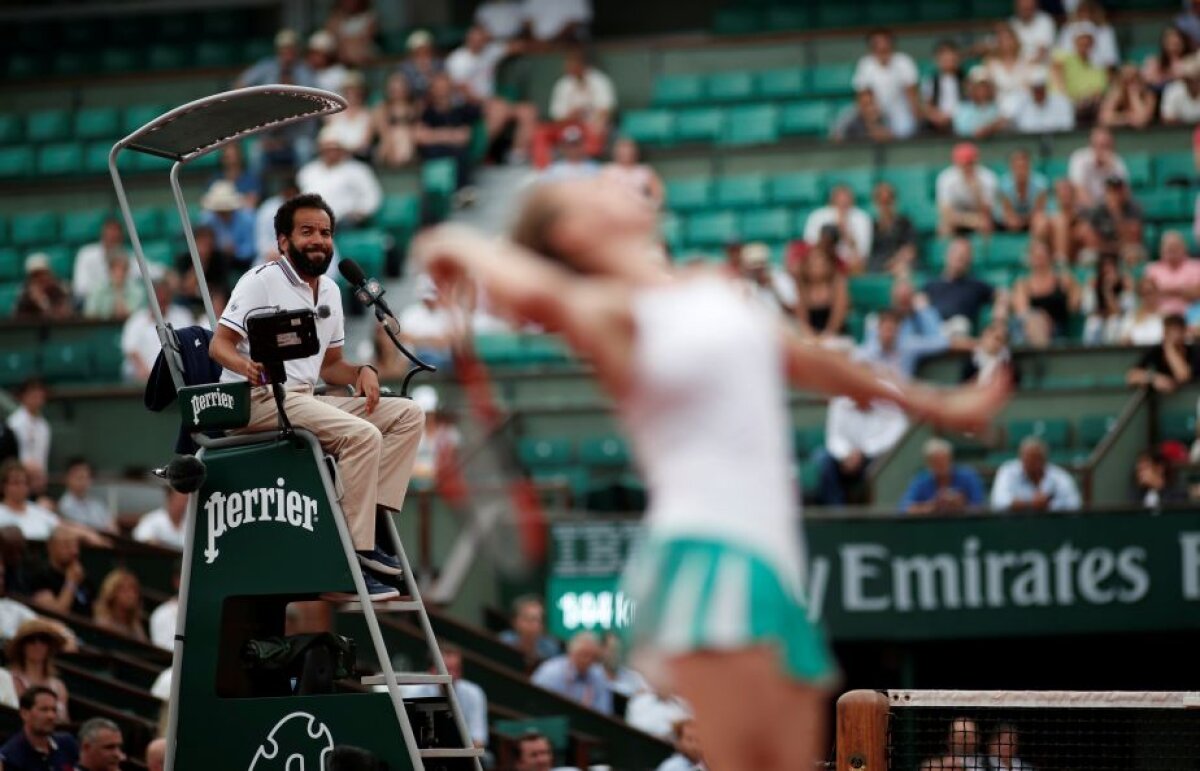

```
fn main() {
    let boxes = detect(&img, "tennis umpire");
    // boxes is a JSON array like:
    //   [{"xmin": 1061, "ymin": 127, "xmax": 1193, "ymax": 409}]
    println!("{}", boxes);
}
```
[{"xmin": 209, "ymin": 193, "xmax": 422, "ymax": 601}]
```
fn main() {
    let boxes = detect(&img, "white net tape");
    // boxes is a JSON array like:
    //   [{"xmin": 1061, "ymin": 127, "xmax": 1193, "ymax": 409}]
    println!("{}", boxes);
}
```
[{"xmin": 888, "ymin": 690, "xmax": 1200, "ymax": 710}]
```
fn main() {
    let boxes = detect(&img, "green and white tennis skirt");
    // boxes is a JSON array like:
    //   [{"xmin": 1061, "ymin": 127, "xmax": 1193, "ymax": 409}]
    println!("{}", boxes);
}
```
[{"xmin": 618, "ymin": 535, "xmax": 837, "ymax": 686}]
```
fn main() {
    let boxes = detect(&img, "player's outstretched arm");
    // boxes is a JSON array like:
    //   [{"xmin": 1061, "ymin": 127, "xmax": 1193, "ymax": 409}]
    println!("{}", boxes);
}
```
[{"xmin": 779, "ymin": 325, "xmax": 1010, "ymax": 434}]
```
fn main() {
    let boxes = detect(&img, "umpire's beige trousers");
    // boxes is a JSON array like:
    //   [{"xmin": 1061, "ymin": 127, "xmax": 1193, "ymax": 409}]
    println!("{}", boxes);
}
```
[{"xmin": 237, "ymin": 386, "xmax": 425, "ymax": 550}]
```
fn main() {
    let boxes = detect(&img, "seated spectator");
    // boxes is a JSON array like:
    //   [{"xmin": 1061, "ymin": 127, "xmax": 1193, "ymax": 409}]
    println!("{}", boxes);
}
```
[
  {"xmin": 298, "ymin": 127, "xmax": 383, "ymax": 226},
  {"xmin": 997, "ymin": 149, "xmax": 1050, "ymax": 235},
  {"xmin": 523, "ymin": 0, "xmax": 592, "ymax": 43},
  {"xmin": 372, "ymin": 73, "xmax": 418, "ymax": 168},
  {"xmin": 1127, "ymin": 314, "xmax": 1197, "ymax": 392},
  {"xmin": 1051, "ymin": 22, "xmax": 1109, "ymax": 120},
  {"xmin": 990, "ymin": 436, "xmax": 1082, "ymax": 511},
  {"xmin": 1012, "ymin": 239, "xmax": 1081, "ymax": 344},
  {"xmin": 1048, "ymin": 178, "xmax": 1088, "ymax": 265},
  {"xmin": 1178, "ymin": 0, "xmax": 1200, "ymax": 47},
  {"xmin": 200, "ymin": 181, "xmax": 256, "ymax": 268},
  {"xmin": 1133, "ymin": 450, "xmax": 1185, "ymax": 510},
  {"xmin": 0, "ymin": 555, "xmax": 36, "ymax": 641},
  {"xmin": 92, "ymin": 568, "xmax": 147, "ymax": 642},
  {"xmin": 254, "ymin": 177, "xmax": 300, "ymax": 265},
  {"xmin": 1011, "ymin": 0, "xmax": 1056, "ymax": 63},
  {"xmin": 926, "ymin": 717, "xmax": 988, "ymax": 771},
  {"xmin": 396, "ymin": 644, "xmax": 488, "ymax": 749},
  {"xmin": 533, "ymin": 48, "xmax": 616, "ymax": 168},
  {"xmin": 307, "ymin": 30, "xmax": 349, "ymax": 94},
  {"xmin": 323, "ymin": 70, "xmax": 375, "ymax": 159},
  {"xmin": 398, "ymin": 275, "xmax": 455, "ymax": 371},
  {"xmin": 853, "ymin": 29, "xmax": 920, "ymax": 139},
  {"xmin": 818, "ymin": 392, "xmax": 909, "ymax": 505},
  {"xmin": 83, "ymin": 249, "xmax": 143, "ymax": 321},
  {"xmin": 954, "ymin": 68, "xmax": 1007, "ymax": 139},
  {"xmin": 6, "ymin": 379, "xmax": 50, "ymax": 496},
  {"xmin": 30, "ymin": 527, "xmax": 94, "ymax": 617},
  {"xmin": 1099, "ymin": 65, "xmax": 1157, "ymax": 131},
  {"xmin": 56, "ymin": 459, "xmax": 113, "ymax": 533},
  {"xmin": 397, "ymin": 29, "xmax": 444, "ymax": 104},
  {"xmin": 122, "ymin": 277, "xmax": 193, "ymax": 382},
  {"xmin": 600, "ymin": 631, "xmax": 647, "ymax": 699},
  {"xmin": 862, "ymin": 293, "xmax": 949, "ymax": 377},
  {"xmin": 531, "ymin": 631, "xmax": 612, "ymax": 715},
  {"xmin": 1011, "ymin": 68, "xmax": 1075, "ymax": 134},
  {"xmin": 920, "ymin": 40, "xmax": 964, "ymax": 133},
  {"xmin": 149, "ymin": 568, "xmax": 178, "ymax": 652},
  {"xmin": 237, "ymin": 29, "xmax": 315, "ymax": 89},
  {"xmin": 737, "ymin": 242, "xmax": 796, "ymax": 316},
  {"xmin": 924, "ymin": 237, "xmax": 1000, "ymax": 338},
  {"xmin": 961, "ymin": 319, "xmax": 1017, "ymax": 385},
  {"xmin": 447, "ymin": 24, "xmax": 535, "ymax": 164},
  {"xmin": 0, "ymin": 462, "xmax": 59, "ymax": 541},
  {"xmin": 174, "ymin": 226, "xmax": 231, "ymax": 317},
  {"xmin": 1143, "ymin": 25, "xmax": 1194, "ymax": 91},
  {"xmin": 626, "ymin": 686, "xmax": 692, "ymax": 741},
  {"xmin": 498, "ymin": 595, "xmax": 561, "ymax": 670},
  {"xmin": 0, "ymin": 687, "xmax": 77, "ymax": 769},
  {"xmin": 792, "ymin": 246, "xmax": 849, "ymax": 340},
  {"xmin": 937, "ymin": 142, "xmax": 999, "ymax": 237},
  {"xmin": 512, "ymin": 732, "xmax": 555, "ymax": 771},
  {"xmin": 656, "ymin": 718, "xmax": 706, "ymax": 771},
  {"xmin": 210, "ymin": 143, "xmax": 261, "ymax": 210},
  {"xmin": 868, "ymin": 182, "xmax": 917, "ymax": 274},
  {"xmin": 324, "ymin": 0, "xmax": 377, "ymax": 68},
  {"xmin": 832, "ymin": 89, "xmax": 893, "ymax": 143},
  {"xmin": 76, "ymin": 718, "xmax": 124, "ymax": 771},
  {"xmin": 1057, "ymin": 1, "xmax": 1120, "ymax": 69},
  {"xmin": 900, "ymin": 437, "xmax": 985, "ymax": 514},
  {"xmin": 986, "ymin": 24, "xmax": 1037, "ymax": 117},
  {"xmin": 145, "ymin": 738, "xmax": 166, "ymax": 771},
  {"xmin": 132, "ymin": 489, "xmax": 188, "ymax": 551},
  {"xmin": 1069, "ymin": 128, "xmax": 1128, "ymax": 209},
  {"xmin": 408, "ymin": 386, "xmax": 461, "ymax": 483},
  {"xmin": 1121, "ymin": 276, "xmax": 1166, "ymax": 345},
  {"xmin": 1083, "ymin": 252, "xmax": 1135, "ymax": 345},
  {"xmin": 804, "ymin": 185, "xmax": 873, "ymax": 272},
  {"xmin": 7, "ymin": 622, "xmax": 71, "ymax": 721},
  {"xmin": 1082, "ymin": 177, "xmax": 1145, "ymax": 266},
  {"xmin": 476, "ymin": 0, "xmax": 525, "ymax": 42},
  {"xmin": 602, "ymin": 137, "xmax": 664, "ymax": 207},
  {"xmin": 542, "ymin": 125, "xmax": 601, "ymax": 182},
  {"xmin": 414, "ymin": 72, "xmax": 481, "ymax": 197},
  {"xmin": 72, "ymin": 218, "xmax": 126, "ymax": 303},
  {"xmin": 1148, "ymin": 231, "xmax": 1200, "ymax": 317},
  {"xmin": 237, "ymin": 31, "xmax": 319, "ymax": 171},
  {"xmin": 1162, "ymin": 55, "xmax": 1200, "ymax": 124},
  {"xmin": 15, "ymin": 254, "xmax": 72, "ymax": 322}
]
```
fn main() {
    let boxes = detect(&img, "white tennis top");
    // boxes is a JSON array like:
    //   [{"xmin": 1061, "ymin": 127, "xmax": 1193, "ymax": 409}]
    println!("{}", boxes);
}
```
[{"xmin": 622, "ymin": 277, "xmax": 803, "ymax": 584}]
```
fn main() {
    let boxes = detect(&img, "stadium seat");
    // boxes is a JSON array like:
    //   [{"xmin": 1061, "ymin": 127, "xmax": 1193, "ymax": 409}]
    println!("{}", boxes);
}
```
[
  {"xmin": 242, "ymin": 39, "xmax": 274, "ymax": 63},
  {"xmin": 808, "ymin": 63, "xmax": 857, "ymax": 97},
  {"xmin": 878, "ymin": 166, "xmax": 933, "ymax": 200},
  {"xmin": 917, "ymin": 0, "xmax": 966, "ymax": 22},
  {"xmin": 1125, "ymin": 153, "xmax": 1152, "ymax": 189},
  {"xmin": 986, "ymin": 233, "xmax": 1030, "ymax": 269},
  {"xmin": 1158, "ymin": 410, "xmax": 1196, "ymax": 444},
  {"xmin": 201, "ymin": 7, "xmax": 247, "ymax": 37},
  {"xmin": 375, "ymin": 195, "xmax": 421, "ymax": 233},
  {"xmin": 518, "ymin": 437, "xmax": 575, "ymax": 468},
  {"xmin": 42, "ymin": 246, "xmax": 73, "ymax": 279},
  {"xmin": 771, "ymin": 172, "xmax": 824, "ymax": 206},
  {"xmin": 10, "ymin": 211, "xmax": 58, "ymax": 247},
  {"xmin": 765, "ymin": 6, "xmax": 811, "ymax": 30},
  {"xmin": 619, "ymin": 109, "xmax": 674, "ymax": 146},
  {"xmin": 194, "ymin": 41, "xmax": 238, "ymax": 69},
  {"xmin": 61, "ymin": 208, "xmax": 111, "ymax": 245},
  {"xmin": 336, "ymin": 229, "xmax": 389, "ymax": 278},
  {"xmin": 0, "ymin": 248, "xmax": 20, "ymax": 282},
  {"xmin": 0, "ymin": 349, "xmax": 37, "ymax": 383},
  {"xmin": 473, "ymin": 334, "xmax": 523, "ymax": 364},
  {"xmin": 661, "ymin": 213, "xmax": 683, "ymax": 253},
  {"xmin": 26, "ymin": 109, "xmax": 72, "ymax": 143},
  {"xmin": 0, "ymin": 115, "xmax": 22, "ymax": 145},
  {"xmin": 91, "ymin": 330, "xmax": 125, "ymax": 381},
  {"xmin": 1154, "ymin": 152, "xmax": 1195, "ymax": 186},
  {"xmin": 1007, "ymin": 418, "xmax": 1071, "ymax": 450},
  {"xmin": 740, "ymin": 208, "xmax": 793, "ymax": 242},
  {"xmin": 7, "ymin": 54, "xmax": 42, "ymax": 81},
  {"xmin": 421, "ymin": 157, "xmax": 458, "ymax": 214},
  {"xmin": 130, "ymin": 207, "xmax": 165, "ymax": 241},
  {"xmin": 824, "ymin": 168, "xmax": 875, "ymax": 201},
  {"xmin": 1042, "ymin": 157, "xmax": 1070, "ymax": 180},
  {"xmin": 814, "ymin": 5, "xmax": 865, "ymax": 28},
  {"xmin": 779, "ymin": 102, "xmax": 831, "ymax": 136},
  {"xmin": 1139, "ymin": 189, "xmax": 1189, "ymax": 221},
  {"xmin": 673, "ymin": 107, "xmax": 726, "ymax": 143},
  {"xmin": 579, "ymin": 435, "xmax": 631, "ymax": 467},
  {"xmin": 906, "ymin": 198, "xmax": 940, "ymax": 234},
  {"xmin": 653, "ymin": 74, "xmax": 704, "ymax": 107},
  {"xmin": 75, "ymin": 107, "xmax": 121, "ymax": 141},
  {"xmin": 99, "ymin": 47, "xmax": 141, "ymax": 74},
  {"xmin": 41, "ymin": 342, "xmax": 92, "ymax": 382},
  {"xmin": 686, "ymin": 211, "xmax": 739, "ymax": 248},
  {"xmin": 706, "ymin": 71, "xmax": 756, "ymax": 103},
  {"xmin": 0, "ymin": 147, "xmax": 35, "ymax": 179},
  {"xmin": 37, "ymin": 143, "xmax": 83, "ymax": 176},
  {"xmin": 522, "ymin": 334, "xmax": 571, "ymax": 364},
  {"xmin": 712, "ymin": 7, "xmax": 766, "ymax": 35},
  {"xmin": 123, "ymin": 104, "xmax": 167, "ymax": 135},
  {"xmin": 715, "ymin": 174, "xmax": 769, "ymax": 208},
  {"xmin": 665, "ymin": 177, "xmax": 713, "ymax": 212},
  {"xmin": 141, "ymin": 240, "xmax": 175, "ymax": 267},
  {"xmin": 848, "ymin": 275, "xmax": 894, "ymax": 313},
  {"xmin": 147, "ymin": 43, "xmax": 190, "ymax": 71},
  {"xmin": 757, "ymin": 68, "xmax": 807, "ymax": 100},
  {"xmin": 53, "ymin": 50, "xmax": 93, "ymax": 76},
  {"xmin": 720, "ymin": 104, "xmax": 779, "ymax": 146},
  {"xmin": 865, "ymin": 0, "xmax": 916, "ymax": 24},
  {"xmin": 793, "ymin": 426, "xmax": 826, "ymax": 457}
]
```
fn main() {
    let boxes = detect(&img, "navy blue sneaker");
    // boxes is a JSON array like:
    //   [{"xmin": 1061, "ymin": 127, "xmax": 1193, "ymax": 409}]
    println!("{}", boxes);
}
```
[
  {"xmin": 357, "ymin": 548, "xmax": 403, "ymax": 576},
  {"xmin": 321, "ymin": 572, "xmax": 401, "ymax": 603}
]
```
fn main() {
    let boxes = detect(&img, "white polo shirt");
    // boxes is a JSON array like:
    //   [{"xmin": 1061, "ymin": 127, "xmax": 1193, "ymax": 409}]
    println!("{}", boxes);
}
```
[{"xmin": 218, "ymin": 259, "xmax": 345, "ymax": 388}]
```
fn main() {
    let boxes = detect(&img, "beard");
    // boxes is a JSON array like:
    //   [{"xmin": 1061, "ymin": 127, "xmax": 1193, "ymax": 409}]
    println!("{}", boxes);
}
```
[{"xmin": 285, "ymin": 238, "xmax": 333, "ymax": 278}]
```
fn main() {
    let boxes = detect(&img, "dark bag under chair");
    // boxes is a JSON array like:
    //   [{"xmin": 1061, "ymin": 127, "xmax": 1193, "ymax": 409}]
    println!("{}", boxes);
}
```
[
  {"xmin": 241, "ymin": 632, "xmax": 358, "ymax": 696},
  {"xmin": 325, "ymin": 745, "xmax": 390, "ymax": 771}
]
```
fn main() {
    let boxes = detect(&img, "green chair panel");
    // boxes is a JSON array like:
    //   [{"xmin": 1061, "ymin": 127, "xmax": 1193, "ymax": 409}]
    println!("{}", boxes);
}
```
[
  {"xmin": 53, "ymin": 50, "xmax": 93, "ymax": 76},
  {"xmin": 706, "ymin": 71, "xmax": 756, "ymax": 103},
  {"xmin": 1007, "ymin": 418, "xmax": 1071, "ymax": 450},
  {"xmin": 518, "ymin": 437, "xmax": 575, "ymax": 468},
  {"xmin": 653, "ymin": 75, "xmax": 704, "ymax": 107},
  {"xmin": 714, "ymin": 174, "xmax": 769, "ymax": 208},
  {"xmin": 0, "ymin": 147, "xmax": 35, "ymax": 179},
  {"xmin": 779, "ymin": 102, "xmax": 831, "ymax": 136},
  {"xmin": 0, "ymin": 115, "xmax": 23, "ymax": 145},
  {"xmin": 61, "ymin": 208, "xmax": 111, "ymax": 245},
  {"xmin": 758, "ymin": 69, "xmax": 807, "ymax": 100},
  {"xmin": 141, "ymin": 240, "xmax": 176, "ymax": 268},
  {"xmin": 720, "ymin": 104, "xmax": 779, "ymax": 146},
  {"xmin": 37, "ymin": 143, "xmax": 83, "ymax": 176},
  {"xmin": 866, "ymin": 0, "xmax": 917, "ymax": 24},
  {"xmin": 771, "ymin": 173, "xmax": 824, "ymax": 206},
  {"xmin": 335, "ymin": 229, "xmax": 389, "ymax": 278},
  {"xmin": 809, "ymin": 63, "xmax": 857, "ymax": 97},
  {"xmin": 1078, "ymin": 414, "xmax": 1118, "ymax": 448},
  {"xmin": 665, "ymin": 177, "xmax": 713, "ymax": 212},
  {"xmin": 1042, "ymin": 157, "xmax": 1070, "ymax": 180},
  {"xmin": 0, "ymin": 348, "xmax": 37, "ymax": 381},
  {"xmin": 7, "ymin": 54, "xmax": 42, "ymax": 80},
  {"xmin": 740, "ymin": 208, "xmax": 793, "ymax": 242},
  {"xmin": 686, "ymin": 211, "xmax": 739, "ymax": 248},
  {"xmin": 26, "ymin": 109, "xmax": 71, "ymax": 143},
  {"xmin": 824, "ymin": 168, "xmax": 875, "ymax": 201},
  {"xmin": 986, "ymin": 232, "xmax": 1030, "ymax": 268},
  {"xmin": 42, "ymin": 246, "xmax": 73, "ymax": 280},
  {"xmin": 1159, "ymin": 410, "xmax": 1196, "ymax": 444},
  {"xmin": 907, "ymin": 198, "xmax": 940, "ymax": 235},
  {"xmin": 242, "ymin": 39, "xmax": 274, "ymax": 63},
  {"xmin": 1140, "ymin": 189, "xmax": 1189, "ymax": 221},
  {"xmin": 1154, "ymin": 152, "xmax": 1195, "ymax": 187},
  {"xmin": 1125, "ymin": 153, "xmax": 1152, "ymax": 189},
  {"xmin": 674, "ymin": 107, "xmax": 726, "ymax": 143},
  {"xmin": 99, "ymin": 47, "xmax": 141, "ymax": 73},
  {"xmin": 375, "ymin": 195, "xmax": 421, "ymax": 232},
  {"xmin": 131, "ymin": 207, "xmax": 165, "ymax": 241},
  {"xmin": 878, "ymin": 166, "xmax": 934, "ymax": 200},
  {"xmin": 849, "ymin": 275, "xmax": 895, "ymax": 313},
  {"xmin": 146, "ymin": 43, "xmax": 190, "ymax": 71},
  {"xmin": 194, "ymin": 41, "xmax": 238, "ymax": 69},
  {"xmin": 661, "ymin": 213, "xmax": 683, "ymax": 252},
  {"xmin": 713, "ymin": 8, "xmax": 766, "ymax": 35},
  {"xmin": 123, "ymin": 104, "xmax": 166, "ymax": 135},
  {"xmin": 10, "ymin": 212, "xmax": 58, "ymax": 247},
  {"xmin": 75, "ymin": 107, "xmax": 121, "ymax": 141},
  {"xmin": 619, "ymin": 109, "xmax": 674, "ymax": 146},
  {"xmin": 41, "ymin": 342, "xmax": 92, "ymax": 382},
  {"xmin": 421, "ymin": 157, "xmax": 457, "ymax": 196},
  {"xmin": 579, "ymin": 436, "xmax": 631, "ymax": 467},
  {"xmin": 815, "ymin": 5, "xmax": 865, "ymax": 28},
  {"xmin": 0, "ymin": 249, "xmax": 20, "ymax": 283},
  {"xmin": 765, "ymin": 6, "xmax": 812, "ymax": 30},
  {"xmin": 82, "ymin": 142, "xmax": 115, "ymax": 175},
  {"xmin": 917, "ymin": 0, "xmax": 966, "ymax": 22}
]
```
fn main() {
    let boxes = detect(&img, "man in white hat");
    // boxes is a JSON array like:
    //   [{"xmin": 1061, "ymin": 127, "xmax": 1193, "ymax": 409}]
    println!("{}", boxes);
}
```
[
  {"xmin": 306, "ymin": 30, "xmax": 348, "ymax": 94},
  {"xmin": 200, "ymin": 181, "xmax": 256, "ymax": 268},
  {"xmin": 447, "ymin": 24, "xmax": 537, "ymax": 164},
  {"xmin": 1010, "ymin": 67, "xmax": 1075, "ymax": 134},
  {"xmin": 297, "ymin": 127, "xmax": 382, "ymax": 226},
  {"xmin": 397, "ymin": 29, "xmax": 445, "ymax": 103},
  {"xmin": 236, "ymin": 28, "xmax": 316, "ymax": 89},
  {"xmin": 15, "ymin": 254, "xmax": 72, "ymax": 321}
]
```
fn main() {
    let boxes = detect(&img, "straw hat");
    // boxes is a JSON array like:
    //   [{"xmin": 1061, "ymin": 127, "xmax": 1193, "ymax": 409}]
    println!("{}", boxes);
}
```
[
  {"xmin": 201, "ymin": 181, "xmax": 244, "ymax": 213},
  {"xmin": 23, "ymin": 252, "xmax": 50, "ymax": 275},
  {"xmin": 741, "ymin": 242, "xmax": 770, "ymax": 268},
  {"xmin": 6, "ymin": 618, "xmax": 67, "ymax": 660},
  {"xmin": 407, "ymin": 30, "xmax": 433, "ymax": 51},
  {"xmin": 308, "ymin": 30, "xmax": 336, "ymax": 53}
]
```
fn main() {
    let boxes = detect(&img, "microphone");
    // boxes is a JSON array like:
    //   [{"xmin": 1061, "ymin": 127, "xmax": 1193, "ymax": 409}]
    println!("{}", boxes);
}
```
[
  {"xmin": 154, "ymin": 454, "xmax": 208, "ymax": 494},
  {"xmin": 338, "ymin": 259, "xmax": 395, "ymax": 319}
]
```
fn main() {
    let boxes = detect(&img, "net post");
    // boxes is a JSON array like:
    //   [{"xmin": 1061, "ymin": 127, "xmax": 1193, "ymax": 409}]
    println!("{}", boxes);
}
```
[{"xmin": 837, "ymin": 689, "xmax": 890, "ymax": 771}]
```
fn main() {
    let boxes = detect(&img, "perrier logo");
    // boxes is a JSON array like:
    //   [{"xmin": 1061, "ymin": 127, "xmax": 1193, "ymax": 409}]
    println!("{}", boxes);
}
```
[
  {"xmin": 203, "ymin": 478, "xmax": 318, "ymax": 563},
  {"xmin": 190, "ymin": 389, "xmax": 236, "ymax": 425}
]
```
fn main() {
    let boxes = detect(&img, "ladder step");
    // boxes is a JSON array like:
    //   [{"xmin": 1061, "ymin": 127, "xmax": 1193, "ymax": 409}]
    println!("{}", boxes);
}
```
[
  {"xmin": 418, "ymin": 748, "xmax": 484, "ymax": 759},
  {"xmin": 336, "ymin": 599, "xmax": 422, "ymax": 613},
  {"xmin": 361, "ymin": 673, "xmax": 452, "ymax": 686}
]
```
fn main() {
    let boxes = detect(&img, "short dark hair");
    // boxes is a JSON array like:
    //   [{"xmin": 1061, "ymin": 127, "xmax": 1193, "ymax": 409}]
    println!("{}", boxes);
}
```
[
  {"xmin": 65, "ymin": 456, "xmax": 91, "ymax": 473},
  {"xmin": 15, "ymin": 378, "xmax": 46, "ymax": 397},
  {"xmin": 19, "ymin": 685, "xmax": 56, "ymax": 711},
  {"xmin": 867, "ymin": 28, "xmax": 893, "ymax": 43},
  {"xmin": 274, "ymin": 193, "xmax": 336, "ymax": 240},
  {"xmin": 878, "ymin": 308, "xmax": 902, "ymax": 325},
  {"xmin": 1164, "ymin": 313, "xmax": 1187, "ymax": 330},
  {"xmin": 516, "ymin": 730, "xmax": 550, "ymax": 757},
  {"xmin": 934, "ymin": 39, "xmax": 958, "ymax": 53},
  {"xmin": 511, "ymin": 594, "xmax": 544, "ymax": 618}
]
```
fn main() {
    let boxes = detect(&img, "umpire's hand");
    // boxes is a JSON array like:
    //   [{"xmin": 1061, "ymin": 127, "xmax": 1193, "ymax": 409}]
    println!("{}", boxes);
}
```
[{"xmin": 356, "ymin": 365, "xmax": 381, "ymax": 415}]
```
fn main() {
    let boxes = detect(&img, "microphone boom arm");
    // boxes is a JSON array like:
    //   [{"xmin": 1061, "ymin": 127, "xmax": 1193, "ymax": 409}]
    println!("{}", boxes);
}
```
[{"xmin": 374, "ymin": 304, "xmax": 437, "ymax": 397}]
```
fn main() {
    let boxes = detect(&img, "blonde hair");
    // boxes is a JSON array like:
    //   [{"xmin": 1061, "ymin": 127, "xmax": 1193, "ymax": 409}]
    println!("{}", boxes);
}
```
[
  {"xmin": 509, "ymin": 184, "xmax": 572, "ymax": 269},
  {"xmin": 93, "ymin": 568, "xmax": 145, "ymax": 636}
]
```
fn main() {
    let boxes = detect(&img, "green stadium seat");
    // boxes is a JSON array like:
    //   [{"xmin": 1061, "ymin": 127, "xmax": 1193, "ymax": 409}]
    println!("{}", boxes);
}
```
[
  {"xmin": 653, "ymin": 75, "xmax": 704, "ymax": 107},
  {"xmin": 474, "ymin": 334, "xmax": 523, "ymax": 365},
  {"xmin": 141, "ymin": 241, "xmax": 175, "ymax": 268},
  {"xmin": 771, "ymin": 173, "xmax": 823, "ymax": 206},
  {"xmin": 10, "ymin": 212, "xmax": 58, "ymax": 247},
  {"xmin": 194, "ymin": 41, "xmax": 237, "ymax": 69},
  {"xmin": 665, "ymin": 177, "xmax": 713, "ymax": 212},
  {"xmin": 375, "ymin": 195, "xmax": 421, "ymax": 232},
  {"xmin": 1159, "ymin": 410, "xmax": 1196, "ymax": 444},
  {"xmin": 1007, "ymin": 418, "xmax": 1071, "ymax": 450},
  {"xmin": 522, "ymin": 334, "xmax": 571, "ymax": 364},
  {"xmin": 61, "ymin": 208, "xmax": 111, "ymax": 245},
  {"xmin": 0, "ymin": 249, "xmax": 20, "ymax": 283},
  {"xmin": 765, "ymin": 6, "xmax": 811, "ymax": 30},
  {"xmin": 421, "ymin": 157, "xmax": 457, "ymax": 197},
  {"xmin": 1140, "ymin": 189, "xmax": 1189, "ymax": 221},
  {"xmin": 661, "ymin": 213, "xmax": 683, "ymax": 252},
  {"xmin": 7, "ymin": 54, "xmax": 42, "ymax": 80},
  {"xmin": 878, "ymin": 166, "xmax": 933, "ymax": 199},
  {"xmin": 53, "ymin": 50, "xmax": 93, "ymax": 76},
  {"xmin": 1155, "ymin": 152, "xmax": 1195, "ymax": 186},
  {"xmin": 793, "ymin": 426, "xmax": 826, "ymax": 457},
  {"xmin": 42, "ymin": 246, "xmax": 73, "ymax": 279},
  {"xmin": 579, "ymin": 435, "xmax": 631, "ymax": 467},
  {"xmin": 123, "ymin": 104, "xmax": 166, "ymax": 135},
  {"xmin": 907, "ymin": 198, "xmax": 940, "ymax": 234},
  {"xmin": 0, "ymin": 115, "xmax": 22, "ymax": 145},
  {"xmin": 518, "ymin": 437, "xmax": 575, "ymax": 468},
  {"xmin": 713, "ymin": 7, "xmax": 766, "ymax": 34},
  {"xmin": 740, "ymin": 208, "xmax": 793, "ymax": 242},
  {"xmin": 1125, "ymin": 153, "xmax": 1152, "ymax": 189},
  {"xmin": 1042, "ymin": 157, "xmax": 1069, "ymax": 180},
  {"xmin": 706, "ymin": 71, "xmax": 756, "ymax": 103},
  {"xmin": 815, "ymin": 5, "xmax": 865, "ymax": 27},
  {"xmin": 715, "ymin": 174, "xmax": 769, "ymax": 208},
  {"xmin": 674, "ymin": 107, "xmax": 726, "ymax": 143},
  {"xmin": 865, "ymin": 0, "xmax": 917, "ymax": 24},
  {"xmin": 0, "ymin": 349, "xmax": 36, "ymax": 382},
  {"xmin": 37, "ymin": 143, "xmax": 83, "ymax": 176},
  {"xmin": 147, "ymin": 44, "xmax": 189, "ymax": 71},
  {"xmin": 619, "ymin": 109, "xmax": 674, "ymax": 146},
  {"xmin": 687, "ymin": 211, "xmax": 739, "ymax": 248},
  {"xmin": 41, "ymin": 342, "xmax": 92, "ymax": 382},
  {"xmin": 720, "ymin": 104, "xmax": 779, "ymax": 146},
  {"xmin": 99, "ymin": 48, "xmax": 141, "ymax": 73},
  {"xmin": 26, "ymin": 109, "xmax": 71, "ymax": 143},
  {"xmin": 335, "ymin": 229, "xmax": 389, "ymax": 278},
  {"xmin": 848, "ymin": 275, "xmax": 894, "ymax": 313},
  {"xmin": 824, "ymin": 168, "xmax": 875, "ymax": 201},
  {"xmin": 130, "ymin": 208, "xmax": 165, "ymax": 241},
  {"xmin": 809, "ymin": 63, "xmax": 857, "ymax": 97},
  {"xmin": 91, "ymin": 330, "xmax": 125, "ymax": 382},
  {"xmin": 74, "ymin": 107, "xmax": 121, "ymax": 141},
  {"xmin": 986, "ymin": 232, "xmax": 1030, "ymax": 269},
  {"xmin": 779, "ymin": 102, "xmax": 831, "ymax": 136},
  {"xmin": 83, "ymin": 142, "xmax": 116, "ymax": 175},
  {"xmin": 758, "ymin": 69, "xmax": 807, "ymax": 100},
  {"xmin": 0, "ymin": 147, "xmax": 35, "ymax": 179},
  {"xmin": 917, "ymin": 0, "xmax": 966, "ymax": 22},
  {"xmin": 242, "ymin": 39, "xmax": 274, "ymax": 63}
]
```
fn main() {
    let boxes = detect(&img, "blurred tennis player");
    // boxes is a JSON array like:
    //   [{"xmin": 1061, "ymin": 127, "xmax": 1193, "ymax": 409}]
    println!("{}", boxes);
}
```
[{"xmin": 413, "ymin": 178, "xmax": 1009, "ymax": 771}]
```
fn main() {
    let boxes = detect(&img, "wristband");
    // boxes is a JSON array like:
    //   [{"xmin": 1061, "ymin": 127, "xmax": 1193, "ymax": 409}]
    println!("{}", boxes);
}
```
[{"xmin": 357, "ymin": 364, "xmax": 379, "ymax": 377}]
